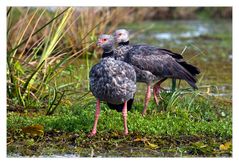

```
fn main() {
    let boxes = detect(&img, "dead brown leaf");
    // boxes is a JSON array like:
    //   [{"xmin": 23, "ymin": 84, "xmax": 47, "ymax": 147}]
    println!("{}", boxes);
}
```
[{"xmin": 22, "ymin": 124, "xmax": 44, "ymax": 136}]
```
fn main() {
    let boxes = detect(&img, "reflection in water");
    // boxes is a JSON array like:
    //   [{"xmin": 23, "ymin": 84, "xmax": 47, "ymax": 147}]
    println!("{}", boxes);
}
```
[
  {"xmin": 154, "ymin": 24, "xmax": 209, "ymax": 43},
  {"xmin": 155, "ymin": 25, "xmax": 208, "ymax": 40},
  {"xmin": 155, "ymin": 32, "xmax": 172, "ymax": 40}
]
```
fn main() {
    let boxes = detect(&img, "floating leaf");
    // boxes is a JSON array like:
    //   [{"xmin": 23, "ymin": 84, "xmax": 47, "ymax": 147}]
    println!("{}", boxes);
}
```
[
  {"xmin": 193, "ymin": 141, "xmax": 207, "ymax": 148},
  {"xmin": 219, "ymin": 141, "xmax": 232, "ymax": 151},
  {"xmin": 112, "ymin": 131, "xmax": 120, "ymax": 137},
  {"xmin": 133, "ymin": 138, "xmax": 142, "ymax": 142},
  {"xmin": 134, "ymin": 137, "xmax": 159, "ymax": 149},
  {"xmin": 221, "ymin": 111, "xmax": 226, "ymax": 117},
  {"xmin": 206, "ymin": 87, "xmax": 210, "ymax": 94},
  {"xmin": 145, "ymin": 140, "xmax": 159, "ymax": 149},
  {"xmin": 133, "ymin": 137, "xmax": 146, "ymax": 142},
  {"xmin": 22, "ymin": 124, "xmax": 44, "ymax": 136}
]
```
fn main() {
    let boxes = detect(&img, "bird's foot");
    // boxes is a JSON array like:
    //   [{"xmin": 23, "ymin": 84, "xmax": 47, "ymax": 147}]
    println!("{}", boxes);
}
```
[
  {"xmin": 153, "ymin": 95, "xmax": 159, "ymax": 106},
  {"xmin": 123, "ymin": 131, "xmax": 129, "ymax": 136},
  {"xmin": 88, "ymin": 131, "xmax": 96, "ymax": 137},
  {"xmin": 142, "ymin": 111, "xmax": 146, "ymax": 116}
]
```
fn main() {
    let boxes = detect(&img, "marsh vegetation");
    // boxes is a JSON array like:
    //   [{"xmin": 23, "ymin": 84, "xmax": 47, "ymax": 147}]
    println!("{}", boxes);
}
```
[{"xmin": 7, "ymin": 7, "xmax": 232, "ymax": 157}]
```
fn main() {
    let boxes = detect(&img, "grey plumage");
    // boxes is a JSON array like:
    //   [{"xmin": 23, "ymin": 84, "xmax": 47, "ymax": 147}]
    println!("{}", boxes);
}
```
[
  {"xmin": 90, "ymin": 57, "xmax": 136, "ymax": 104},
  {"xmin": 88, "ymin": 34, "xmax": 136, "ymax": 136},
  {"xmin": 113, "ymin": 29, "xmax": 200, "ymax": 87},
  {"xmin": 112, "ymin": 29, "xmax": 200, "ymax": 115},
  {"xmin": 113, "ymin": 44, "xmax": 199, "ymax": 89}
]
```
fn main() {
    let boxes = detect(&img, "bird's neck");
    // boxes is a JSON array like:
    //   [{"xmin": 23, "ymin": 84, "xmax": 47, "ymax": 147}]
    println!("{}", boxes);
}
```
[
  {"xmin": 102, "ymin": 50, "xmax": 114, "ymax": 58},
  {"xmin": 118, "ymin": 41, "xmax": 129, "ymax": 46}
]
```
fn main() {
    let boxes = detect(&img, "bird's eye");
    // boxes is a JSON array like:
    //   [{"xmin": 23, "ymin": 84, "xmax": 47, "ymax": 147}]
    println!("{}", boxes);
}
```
[
  {"xmin": 103, "ymin": 38, "xmax": 107, "ymax": 42},
  {"xmin": 118, "ymin": 33, "xmax": 122, "ymax": 36}
]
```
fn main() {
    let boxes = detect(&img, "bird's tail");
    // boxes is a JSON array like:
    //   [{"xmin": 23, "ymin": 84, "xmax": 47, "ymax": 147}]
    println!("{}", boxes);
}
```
[
  {"xmin": 173, "ymin": 63, "xmax": 198, "ymax": 90},
  {"xmin": 178, "ymin": 60, "xmax": 200, "ymax": 76},
  {"xmin": 107, "ymin": 98, "xmax": 134, "ymax": 112},
  {"xmin": 161, "ymin": 48, "xmax": 200, "ymax": 76},
  {"xmin": 181, "ymin": 69, "xmax": 198, "ymax": 89}
]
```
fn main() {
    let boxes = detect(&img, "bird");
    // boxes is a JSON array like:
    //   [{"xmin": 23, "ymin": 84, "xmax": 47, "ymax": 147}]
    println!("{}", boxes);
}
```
[
  {"xmin": 113, "ymin": 29, "xmax": 200, "ymax": 115},
  {"xmin": 113, "ymin": 29, "xmax": 175, "ymax": 102},
  {"xmin": 88, "ymin": 34, "xmax": 136, "ymax": 136},
  {"xmin": 100, "ymin": 34, "xmax": 135, "ymax": 112}
]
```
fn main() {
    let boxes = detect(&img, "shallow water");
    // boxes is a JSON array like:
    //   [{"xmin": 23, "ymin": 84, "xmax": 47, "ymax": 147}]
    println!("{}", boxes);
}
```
[{"xmin": 154, "ymin": 22, "xmax": 209, "ymax": 41}]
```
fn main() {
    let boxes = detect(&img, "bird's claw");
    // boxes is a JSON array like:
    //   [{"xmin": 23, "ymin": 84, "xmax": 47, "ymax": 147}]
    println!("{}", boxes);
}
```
[
  {"xmin": 142, "ymin": 112, "xmax": 146, "ymax": 116},
  {"xmin": 88, "ymin": 132, "xmax": 96, "ymax": 137},
  {"xmin": 123, "ymin": 131, "xmax": 129, "ymax": 136}
]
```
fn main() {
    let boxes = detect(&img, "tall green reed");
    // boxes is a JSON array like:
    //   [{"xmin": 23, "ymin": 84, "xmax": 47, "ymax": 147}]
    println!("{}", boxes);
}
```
[
  {"xmin": 7, "ymin": 7, "xmax": 75, "ymax": 113},
  {"xmin": 7, "ymin": 7, "xmax": 132, "ymax": 114}
]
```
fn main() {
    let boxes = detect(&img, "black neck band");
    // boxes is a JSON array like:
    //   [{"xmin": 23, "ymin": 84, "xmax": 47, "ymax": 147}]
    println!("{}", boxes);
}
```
[
  {"xmin": 102, "ymin": 50, "xmax": 114, "ymax": 58},
  {"xmin": 118, "ymin": 41, "xmax": 129, "ymax": 46}
]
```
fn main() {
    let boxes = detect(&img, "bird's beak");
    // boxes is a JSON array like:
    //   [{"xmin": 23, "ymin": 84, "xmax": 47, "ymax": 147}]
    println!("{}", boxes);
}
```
[{"xmin": 97, "ymin": 39, "xmax": 102, "ymax": 47}]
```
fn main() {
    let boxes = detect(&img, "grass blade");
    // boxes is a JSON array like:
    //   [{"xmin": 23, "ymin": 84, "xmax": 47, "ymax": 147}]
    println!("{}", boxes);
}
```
[{"xmin": 8, "ymin": 7, "xmax": 70, "ymax": 54}]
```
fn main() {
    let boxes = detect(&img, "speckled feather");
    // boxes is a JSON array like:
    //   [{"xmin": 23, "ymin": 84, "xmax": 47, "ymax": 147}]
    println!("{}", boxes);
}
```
[
  {"xmin": 114, "ymin": 44, "xmax": 199, "ymax": 88},
  {"xmin": 90, "ymin": 57, "xmax": 136, "ymax": 104}
]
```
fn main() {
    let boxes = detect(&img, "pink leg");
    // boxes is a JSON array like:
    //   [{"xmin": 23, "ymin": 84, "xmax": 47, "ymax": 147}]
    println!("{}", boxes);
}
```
[
  {"xmin": 153, "ymin": 78, "xmax": 167, "ymax": 105},
  {"xmin": 153, "ymin": 84, "xmax": 160, "ymax": 106},
  {"xmin": 142, "ymin": 85, "xmax": 151, "ymax": 116},
  {"xmin": 88, "ymin": 99, "xmax": 100, "ymax": 137},
  {"xmin": 122, "ymin": 101, "xmax": 128, "ymax": 135}
]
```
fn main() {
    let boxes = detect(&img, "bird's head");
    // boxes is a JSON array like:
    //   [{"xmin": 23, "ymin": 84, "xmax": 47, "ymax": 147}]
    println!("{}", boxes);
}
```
[
  {"xmin": 97, "ymin": 34, "xmax": 114, "ymax": 52},
  {"xmin": 113, "ymin": 29, "xmax": 129, "ymax": 44}
]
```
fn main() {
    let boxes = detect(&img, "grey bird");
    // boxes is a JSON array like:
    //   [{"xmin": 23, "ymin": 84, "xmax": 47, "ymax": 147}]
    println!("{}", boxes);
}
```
[
  {"xmin": 88, "ymin": 35, "xmax": 136, "ymax": 136},
  {"xmin": 113, "ymin": 29, "xmax": 200, "ymax": 115},
  {"xmin": 100, "ymin": 35, "xmax": 135, "ymax": 112}
]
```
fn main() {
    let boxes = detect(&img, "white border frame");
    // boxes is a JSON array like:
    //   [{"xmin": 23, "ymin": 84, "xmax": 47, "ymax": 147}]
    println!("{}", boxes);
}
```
[{"xmin": 1, "ymin": 1, "xmax": 237, "ymax": 163}]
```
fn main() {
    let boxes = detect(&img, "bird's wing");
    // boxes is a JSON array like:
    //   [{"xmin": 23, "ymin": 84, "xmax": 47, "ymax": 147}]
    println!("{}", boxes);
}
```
[
  {"xmin": 127, "ymin": 48, "xmax": 197, "ymax": 88},
  {"xmin": 130, "ymin": 45, "xmax": 200, "ymax": 75},
  {"xmin": 134, "ymin": 45, "xmax": 183, "ymax": 59}
]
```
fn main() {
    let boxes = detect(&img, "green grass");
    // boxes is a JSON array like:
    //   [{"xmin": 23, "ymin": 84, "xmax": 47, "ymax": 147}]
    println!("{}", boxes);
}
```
[
  {"xmin": 7, "ymin": 92, "xmax": 232, "ymax": 137},
  {"xmin": 7, "ymin": 91, "xmax": 232, "ymax": 157}
]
